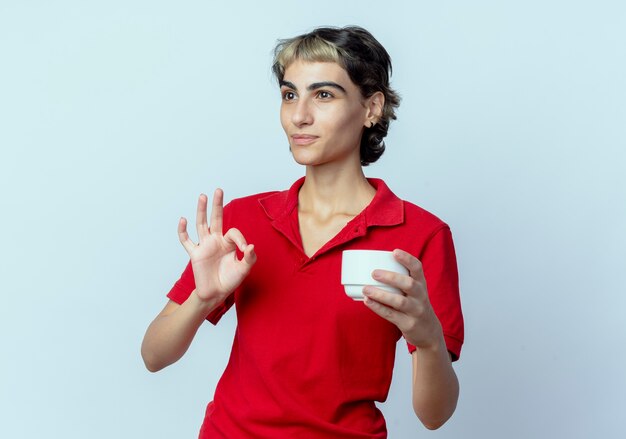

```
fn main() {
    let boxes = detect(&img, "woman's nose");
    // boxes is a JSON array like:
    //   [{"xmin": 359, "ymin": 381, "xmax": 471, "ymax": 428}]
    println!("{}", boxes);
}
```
[{"xmin": 291, "ymin": 99, "xmax": 313, "ymax": 127}]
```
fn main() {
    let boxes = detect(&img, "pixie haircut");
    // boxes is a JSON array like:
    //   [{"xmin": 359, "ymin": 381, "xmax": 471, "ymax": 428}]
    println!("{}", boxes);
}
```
[{"xmin": 272, "ymin": 26, "xmax": 401, "ymax": 166}]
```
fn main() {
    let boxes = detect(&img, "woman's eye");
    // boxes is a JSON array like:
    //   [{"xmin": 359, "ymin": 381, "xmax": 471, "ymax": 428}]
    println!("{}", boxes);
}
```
[
  {"xmin": 282, "ymin": 91, "xmax": 296, "ymax": 101},
  {"xmin": 317, "ymin": 91, "xmax": 333, "ymax": 99}
]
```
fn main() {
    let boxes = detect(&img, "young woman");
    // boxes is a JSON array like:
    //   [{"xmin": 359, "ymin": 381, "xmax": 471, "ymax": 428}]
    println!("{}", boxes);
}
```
[{"xmin": 141, "ymin": 26, "xmax": 464, "ymax": 438}]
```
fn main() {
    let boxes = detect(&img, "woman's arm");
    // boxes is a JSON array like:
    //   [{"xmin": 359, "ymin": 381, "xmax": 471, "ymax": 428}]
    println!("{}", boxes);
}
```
[
  {"xmin": 141, "ymin": 190, "xmax": 256, "ymax": 372},
  {"xmin": 362, "ymin": 248, "xmax": 459, "ymax": 429},
  {"xmin": 141, "ymin": 295, "xmax": 219, "ymax": 372},
  {"xmin": 410, "ymin": 336, "xmax": 459, "ymax": 429}
]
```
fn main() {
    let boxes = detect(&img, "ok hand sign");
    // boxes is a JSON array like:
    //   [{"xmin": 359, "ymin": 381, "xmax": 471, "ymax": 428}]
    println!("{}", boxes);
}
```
[{"xmin": 178, "ymin": 189, "xmax": 257, "ymax": 304}]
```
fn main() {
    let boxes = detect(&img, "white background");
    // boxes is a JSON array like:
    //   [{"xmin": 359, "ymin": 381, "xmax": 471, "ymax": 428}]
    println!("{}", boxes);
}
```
[{"xmin": 1, "ymin": 1, "xmax": 625, "ymax": 438}]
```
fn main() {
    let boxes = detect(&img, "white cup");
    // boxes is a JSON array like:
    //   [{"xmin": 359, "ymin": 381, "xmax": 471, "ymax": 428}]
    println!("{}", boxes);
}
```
[{"xmin": 341, "ymin": 250, "xmax": 409, "ymax": 300}]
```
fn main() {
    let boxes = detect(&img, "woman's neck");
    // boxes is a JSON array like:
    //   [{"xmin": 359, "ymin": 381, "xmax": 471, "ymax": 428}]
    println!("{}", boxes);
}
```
[{"xmin": 298, "ymin": 162, "xmax": 376, "ymax": 218}]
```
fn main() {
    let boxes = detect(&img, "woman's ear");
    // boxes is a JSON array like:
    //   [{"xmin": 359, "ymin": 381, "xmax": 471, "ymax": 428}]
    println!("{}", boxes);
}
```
[{"xmin": 364, "ymin": 91, "xmax": 385, "ymax": 128}]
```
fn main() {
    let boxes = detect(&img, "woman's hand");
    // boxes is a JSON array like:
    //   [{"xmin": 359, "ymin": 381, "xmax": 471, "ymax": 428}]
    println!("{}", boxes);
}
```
[
  {"xmin": 362, "ymin": 249, "xmax": 443, "ymax": 350},
  {"xmin": 178, "ymin": 189, "xmax": 257, "ymax": 303}
]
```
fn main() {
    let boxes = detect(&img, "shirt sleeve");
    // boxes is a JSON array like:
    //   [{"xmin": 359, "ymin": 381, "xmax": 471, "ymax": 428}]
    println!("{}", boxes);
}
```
[
  {"xmin": 406, "ymin": 225, "xmax": 464, "ymax": 361},
  {"xmin": 165, "ymin": 201, "xmax": 236, "ymax": 325}
]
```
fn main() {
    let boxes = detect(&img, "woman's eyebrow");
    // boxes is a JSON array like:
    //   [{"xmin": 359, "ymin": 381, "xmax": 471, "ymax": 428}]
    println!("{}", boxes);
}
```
[
  {"xmin": 279, "ymin": 80, "xmax": 347, "ymax": 94},
  {"xmin": 279, "ymin": 80, "xmax": 297, "ymax": 89},
  {"xmin": 307, "ymin": 81, "xmax": 347, "ymax": 93}
]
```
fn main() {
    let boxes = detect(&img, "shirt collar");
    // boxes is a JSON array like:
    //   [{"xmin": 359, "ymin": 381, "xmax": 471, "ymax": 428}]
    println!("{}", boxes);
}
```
[{"xmin": 259, "ymin": 176, "xmax": 404, "ymax": 227}]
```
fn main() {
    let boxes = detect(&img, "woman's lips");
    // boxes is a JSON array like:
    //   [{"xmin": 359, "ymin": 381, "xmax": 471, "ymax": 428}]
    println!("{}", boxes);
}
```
[{"xmin": 291, "ymin": 135, "xmax": 318, "ymax": 146}]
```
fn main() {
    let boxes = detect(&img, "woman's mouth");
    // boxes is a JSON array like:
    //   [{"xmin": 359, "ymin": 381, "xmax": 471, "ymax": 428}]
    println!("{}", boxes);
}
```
[{"xmin": 291, "ymin": 134, "xmax": 319, "ymax": 146}]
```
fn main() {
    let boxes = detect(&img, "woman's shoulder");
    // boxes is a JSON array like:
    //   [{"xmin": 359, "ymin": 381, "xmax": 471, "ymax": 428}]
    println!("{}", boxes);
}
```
[
  {"xmin": 403, "ymin": 199, "xmax": 447, "ymax": 224},
  {"xmin": 400, "ymin": 199, "xmax": 451, "ymax": 238},
  {"xmin": 226, "ymin": 179, "xmax": 302, "ymax": 219},
  {"xmin": 374, "ymin": 178, "xmax": 449, "ymax": 232},
  {"xmin": 225, "ymin": 190, "xmax": 282, "ymax": 213}
]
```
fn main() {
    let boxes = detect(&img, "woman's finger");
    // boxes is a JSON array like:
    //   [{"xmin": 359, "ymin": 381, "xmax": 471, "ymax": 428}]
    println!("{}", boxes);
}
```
[
  {"xmin": 372, "ymin": 269, "xmax": 416, "ymax": 294},
  {"xmin": 242, "ymin": 244, "xmax": 257, "ymax": 267},
  {"xmin": 209, "ymin": 188, "xmax": 224, "ymax": 236},
  {"xmin": 223, "ymin": 228, "xmax": 248, "ymax": 252},
  {"xmin": 363, "ymin": 285, "xmax": 409, "ymax": 312},
  {"xmin": 178, "ymin": 217, "xmax": 196, "ymax": 253},
  {"xmin": 196, "ymin": 194, "xmax": 210, "ymax": 241},
  {"xmin": 393, "ymin": 249, "xmax": 425, "ymax": 281},
  {"xmin": 364, "ymin": 296, "xmax": 403, "ymax": 326}
]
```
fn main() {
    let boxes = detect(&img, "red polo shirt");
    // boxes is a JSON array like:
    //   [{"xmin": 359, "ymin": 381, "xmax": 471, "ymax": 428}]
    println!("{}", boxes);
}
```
[{"xmin": 167, "ymin": 177, "xmax": 464, "ymax": 438}]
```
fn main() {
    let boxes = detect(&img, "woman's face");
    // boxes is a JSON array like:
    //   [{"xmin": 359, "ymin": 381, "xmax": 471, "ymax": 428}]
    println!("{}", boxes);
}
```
[{"xmin": 280, "ymin": 60, "xmax": 375, "ymax": 168}]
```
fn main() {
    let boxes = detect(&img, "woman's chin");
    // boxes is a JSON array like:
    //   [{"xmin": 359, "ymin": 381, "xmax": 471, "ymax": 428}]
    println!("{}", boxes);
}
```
[{"xmin": 290, "ymin": 150, "xmax": 320, "ymax": 167}]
